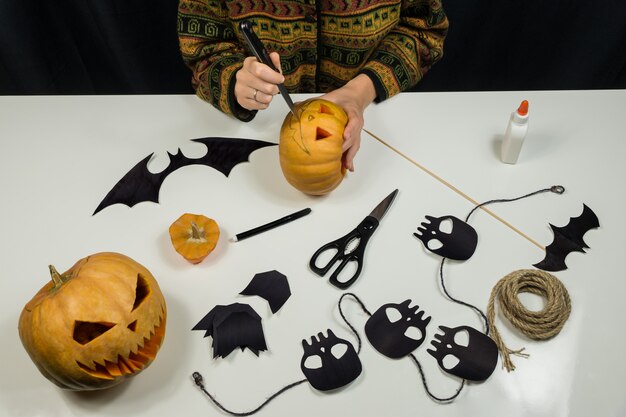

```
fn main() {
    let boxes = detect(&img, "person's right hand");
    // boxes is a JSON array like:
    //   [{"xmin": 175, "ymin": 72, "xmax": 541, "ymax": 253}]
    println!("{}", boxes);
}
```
[{"xmin": 235, "ymin": 52, "xmax": 284, "ymax": 111}]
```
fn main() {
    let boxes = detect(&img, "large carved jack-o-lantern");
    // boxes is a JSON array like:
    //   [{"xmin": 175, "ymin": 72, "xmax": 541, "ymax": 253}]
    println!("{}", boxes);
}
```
[
  {"xmin": 18, "ymin": 252, "xmax": 167, "ymax": 390},
  {"xmin": 279, "ymin": 98, "xmax": 348, "ymax": 195}
]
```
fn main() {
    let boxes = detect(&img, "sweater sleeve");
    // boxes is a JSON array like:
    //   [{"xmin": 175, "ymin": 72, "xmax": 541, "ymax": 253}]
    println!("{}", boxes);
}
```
[
  {"xmin": 177, "ymin": 0, "xmax": 256, "ymax": 121},
  {"xmin": 358, "ymin": 0, "xmax": 449, "ymax": 102}
]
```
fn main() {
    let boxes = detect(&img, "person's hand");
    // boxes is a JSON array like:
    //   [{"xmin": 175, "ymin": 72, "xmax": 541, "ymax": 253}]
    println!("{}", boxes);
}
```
[
  {"xmin": 235, "ymin": 52, "xmax": 284, "ymax": 111},
  {"xmin": 320, "ymin": 74, "xmax": 376, "ymax": 172}
]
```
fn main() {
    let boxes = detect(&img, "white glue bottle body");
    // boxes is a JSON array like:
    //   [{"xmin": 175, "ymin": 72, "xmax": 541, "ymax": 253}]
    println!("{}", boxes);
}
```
[{"xmin": 501, "ymin": 100, "xmax": 529, "ymax": 164}]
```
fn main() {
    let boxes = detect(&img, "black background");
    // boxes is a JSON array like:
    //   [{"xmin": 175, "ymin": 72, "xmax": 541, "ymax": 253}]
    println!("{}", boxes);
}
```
[{"xmin": 1, "ymin": 0, "xmax": 625, "ymax": 95}]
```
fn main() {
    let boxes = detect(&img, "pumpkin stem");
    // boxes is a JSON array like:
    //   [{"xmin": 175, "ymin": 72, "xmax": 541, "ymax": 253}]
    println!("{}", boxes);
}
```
[
  {"xmin": 190, "ymin": 222, "xmax": 204, "ymax": 240},
  {"xmin": 49, "ymin": 265, "xmax": 69, "ymax": 288}
]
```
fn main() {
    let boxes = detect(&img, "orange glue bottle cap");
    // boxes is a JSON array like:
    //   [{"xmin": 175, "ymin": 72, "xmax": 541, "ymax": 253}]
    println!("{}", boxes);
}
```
[{"xmin": 517, "ymin": 100, "xmax": 529, "ymax": 116}]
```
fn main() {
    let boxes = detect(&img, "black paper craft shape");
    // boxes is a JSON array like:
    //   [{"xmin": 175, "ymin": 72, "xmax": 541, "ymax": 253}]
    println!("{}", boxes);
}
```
[
  {"xmin": 533, "ymin": 204, "xmax": 599, "ymax": 272},
  {"xmin": 427, "ymin": 325, "xmax": 498, "ymax": 382},
  {"xmin": 414, "ymin": 215, "xmax": 478, "ymax": 261},
  {"xmin": 240, "ymin": 270, "xmax": 291, "ymax": 314},
  {"xmin": 300, "ymin": 329, "xmax": 362, "ymax": 391},
  {"xmin": 192, "ymin": 303, "xmax": 268, "ymax": 358},
  {"xmin": 93, "ymin": 137, "xmax": 276, "ymax": 214},
  {"xmin": 365, "ymin": 300, "xmax": 431, "ymax": 359}
]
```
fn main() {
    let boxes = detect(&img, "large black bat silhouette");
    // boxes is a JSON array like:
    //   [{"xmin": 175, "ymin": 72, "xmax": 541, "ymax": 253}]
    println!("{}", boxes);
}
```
[
  {"xmin": 534, "ymin": 204, "xmax": 599, "ymax": 272},
  {"xmin": 93, "ymin": 137, "xmax": 276, "ymax": 215}
]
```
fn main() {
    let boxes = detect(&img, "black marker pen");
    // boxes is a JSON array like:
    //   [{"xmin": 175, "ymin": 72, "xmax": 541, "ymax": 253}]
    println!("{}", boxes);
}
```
[{"xmin": 231, "ymin": 208, "xmax": 312, "ymax": 242}]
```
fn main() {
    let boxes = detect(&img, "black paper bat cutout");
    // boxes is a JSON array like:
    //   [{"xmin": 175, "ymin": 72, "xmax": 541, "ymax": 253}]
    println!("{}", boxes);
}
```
[
  {"xmin": 93, "ymin": 137, "xmax": 276, "ymax": 214},
  {"xmin": 534, "ymin": 204, "xmax": 600, "ymax": 272}
]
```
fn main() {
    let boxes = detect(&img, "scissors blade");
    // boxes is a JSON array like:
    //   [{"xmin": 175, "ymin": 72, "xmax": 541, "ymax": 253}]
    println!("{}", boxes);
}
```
[
  {"xmin": 277, "ymin": 84, "xmax": 297, "ymax": 117},
  {"xmin": 368, "ymin": 189, "xmax": 399, "ymax": 222}
]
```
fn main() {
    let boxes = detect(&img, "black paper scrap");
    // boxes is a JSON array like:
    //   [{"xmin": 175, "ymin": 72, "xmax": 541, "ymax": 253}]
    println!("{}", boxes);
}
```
[
  {"xmin": 427, "ymin": 325, "xmax": 498, "ymax": 382},
  {"xmin": 192, "ymin": 303, "xmax": 268, "ymax": 358},
  {"xmin": 300, "ymin": 329, "xmax": 362, "ymax": 391},
  {"xmin": 365, "ymin": 300, "xmax": 431, "ymax": 359},
  {"xmin": 534, "ymin": 204, "xmax": 600, "ymax": 272},
  {"xmin": 94, "ymin": 137, "xmax": 276, "ymax": 214},
  {"xmin": 240, "ymin": 270, "xmax": 291, "ymax": 313},
  {"xmin": 413, "ymin": 215, "xmax": 478, "ymax": 261}
]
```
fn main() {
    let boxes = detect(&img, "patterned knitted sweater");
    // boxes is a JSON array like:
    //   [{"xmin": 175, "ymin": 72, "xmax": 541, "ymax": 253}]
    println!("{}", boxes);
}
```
[{"xmin": 178, "ymin": 0, "xmax": 448, "ymax": 121}]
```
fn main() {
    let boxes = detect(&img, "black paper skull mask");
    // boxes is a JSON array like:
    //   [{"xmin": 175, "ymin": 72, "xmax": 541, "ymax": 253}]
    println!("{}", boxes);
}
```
[
  {"xmin": 414, "ymin": 215, "xmax": 478, "ymax": 261},
  {"xmin": 300, "ymin": 329, "xmax": 362, "ymax": 391},
  {"xmin": 365, "ymin": 300, "xmax": 431, "ymax": 358},
  {"xmin": 427, "ymin": 325, "xmax": 498, "ymax": 381}
]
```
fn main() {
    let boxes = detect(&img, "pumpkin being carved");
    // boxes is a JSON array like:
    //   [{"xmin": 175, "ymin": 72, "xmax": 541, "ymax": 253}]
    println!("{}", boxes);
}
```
[
  {"xmin": 18, "ymin": 252, "xmax": 166, "ymax": 391},
  {"xmin": 279, "ymin": 98, "xmax": 348, "ymax": 195}
]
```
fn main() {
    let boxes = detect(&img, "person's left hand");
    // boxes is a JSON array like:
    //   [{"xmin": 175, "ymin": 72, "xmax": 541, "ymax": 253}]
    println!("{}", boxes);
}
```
[{"xmin": 320, "ymin": 74, "xmax": 376, "ymax": 172}]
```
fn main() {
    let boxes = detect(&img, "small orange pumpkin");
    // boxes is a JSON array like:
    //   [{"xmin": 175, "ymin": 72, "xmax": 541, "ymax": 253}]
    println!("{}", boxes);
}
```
[
  {"xmin": 169, "ymin": 213, "xmax": 220, "ymax": 264},
  {"xmin": 279, "ymin": 98, "xmax": 348, "ymax": 195},
  {"xmin": 18, "ymin": 252, "xmax": 167, "ymax": 391}
]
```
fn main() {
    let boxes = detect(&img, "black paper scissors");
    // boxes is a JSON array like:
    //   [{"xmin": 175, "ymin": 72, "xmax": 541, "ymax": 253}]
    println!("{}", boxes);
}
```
[{"xmin": 309, "ymin": 189, "xmax": 398, "ymax": 289}]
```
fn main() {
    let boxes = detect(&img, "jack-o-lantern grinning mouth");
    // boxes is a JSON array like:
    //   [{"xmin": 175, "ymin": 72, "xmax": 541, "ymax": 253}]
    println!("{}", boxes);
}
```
[{"xmin": 75, "ymin": 313, "xmax": 166, "ymax": 380}]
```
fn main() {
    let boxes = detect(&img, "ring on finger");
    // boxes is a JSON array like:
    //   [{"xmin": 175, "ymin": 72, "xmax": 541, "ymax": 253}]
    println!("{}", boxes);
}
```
[{"xmin": 252, "ymin": 88, "xmax": 258, "ymax": 101}]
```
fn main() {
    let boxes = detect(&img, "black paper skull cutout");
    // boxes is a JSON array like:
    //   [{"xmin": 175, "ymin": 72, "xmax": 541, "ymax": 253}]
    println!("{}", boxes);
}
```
[
  {"xmin": 427, "ymin": 325, "xmax": 498, "ymax": 381},
  {"xmin": 365, "ymin": 300, "xmax": 431, "ymax": 358},
  {"xmin": 300, "ymin": 329, "xmax": 362, "ymax": 391},
  {"xmin": 414, "ymin": 215, "xmax": 478, "ymax": 261}
]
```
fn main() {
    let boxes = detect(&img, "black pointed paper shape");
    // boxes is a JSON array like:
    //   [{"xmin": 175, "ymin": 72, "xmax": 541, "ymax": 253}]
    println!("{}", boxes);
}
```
[
  {"xmin": 300, "ymin": 329, "xmax": 362, "ymax": 391},
  {"xmin": 192, "ymin": 303, "xmax": 267, "ymax": 358},
  {"xmin": 93, "ymin": 137, "xmax": 276, "ymax": 214},
  {"xmin": 534, "ymin": 204, "xmax": 600, "ymax": 271},
  {"xmin": 413, "ymin": 215, "xmax": 478, "ymax": 261},
  {"xmin": 240, "ymin": 270, "xmax": 291, "ymax": 313},
  {"xmin": 427, "ymin": 325, "xmax": 498, "ymax": 382},
  {"xmin": 365, "ymin": 300, "xmax": 431, "ymax": 359}
]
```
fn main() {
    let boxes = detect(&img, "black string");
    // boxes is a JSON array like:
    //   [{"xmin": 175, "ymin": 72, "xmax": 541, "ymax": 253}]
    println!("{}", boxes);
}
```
[
  {"xmin": 437, "ymin": 185, "xmax": 565, "ymax": 335},
  {"xmin": 338, "ymin": 292, "xmax": 465, "ymax": 403},
  {"xmin": 192, "ymin": 371, "xmax": 307, "ymax": 416}
]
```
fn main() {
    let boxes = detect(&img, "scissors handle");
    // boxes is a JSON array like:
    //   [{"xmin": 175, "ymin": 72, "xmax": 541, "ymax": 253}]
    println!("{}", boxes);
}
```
[{"xmin": 309, "ymin": 216, "xmax": 379, "ymax": 289}]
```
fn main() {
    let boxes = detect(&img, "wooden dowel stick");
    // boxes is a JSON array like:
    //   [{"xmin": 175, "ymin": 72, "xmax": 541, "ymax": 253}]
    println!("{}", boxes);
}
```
[{"xmin": 363, "ymin": 128, "xmax": 545, "ymax": 252}]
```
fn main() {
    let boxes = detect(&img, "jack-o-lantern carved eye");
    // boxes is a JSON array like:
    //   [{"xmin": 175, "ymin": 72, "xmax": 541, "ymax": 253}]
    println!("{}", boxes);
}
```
[
  {"xmin": 73, "ymin": 321, "xmax": 116, "ymax": 345},
  {"xmin": 132, "ymin": 273, "xmax": 150, "ymax": 311},
  {"xmin": 316, "ymin": 127, "xmax": 332, "ymax": 140},
  {"xmin": 319, "ymin": 104, "xmax": 333, "ymax": 115}
]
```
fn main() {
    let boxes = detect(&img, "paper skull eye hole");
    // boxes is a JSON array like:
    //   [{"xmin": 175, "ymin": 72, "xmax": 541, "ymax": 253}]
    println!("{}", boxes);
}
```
[
  {"xmin": 331, "ymin": 342, "xmax": 348, "ymax": 359},
  {"xmin": 442, "ymin": 354, "xmax": 460, "ymax": 370},
  {"xmin": 386, "ymin": 307, "xmax": 402, "ymax": 323},
  {"xmin": 73, "ymin": 321, "xmax": 116, "ymax": 345},
  {"xmin": 414, "ymin": 215, "xmax": 478, "ymax": 261},
  {"xmin": 365, "ymin": 300, "xmax": 431, "ymax": 359},
  {"xmin": 454, "ymin": 329, "xmax": 469, "ymax": 347},
  {"xmin": 303, "ymin": 355, "xmax": 323, "ymax": 370},
  {"xmin": 438, "ymin": 218, "xmax": 454, "ymax": 233}
]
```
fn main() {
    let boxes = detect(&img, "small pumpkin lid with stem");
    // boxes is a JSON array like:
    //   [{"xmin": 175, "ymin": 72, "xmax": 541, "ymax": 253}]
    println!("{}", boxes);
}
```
[{"xmin": 169, "ymin": 213, "xmax": 220, "ymax": 264}]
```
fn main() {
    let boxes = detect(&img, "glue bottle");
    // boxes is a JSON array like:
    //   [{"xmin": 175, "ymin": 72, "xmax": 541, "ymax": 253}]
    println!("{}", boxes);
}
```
[{"xmin": 501, "ymin": 100, "xmax": 529, "ymax": 164}]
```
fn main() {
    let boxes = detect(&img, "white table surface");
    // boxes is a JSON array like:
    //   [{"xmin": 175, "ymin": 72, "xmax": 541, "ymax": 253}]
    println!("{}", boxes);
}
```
[{"xmin": 1, "ymin": 91, "xmax": 624, "ymax": 417}]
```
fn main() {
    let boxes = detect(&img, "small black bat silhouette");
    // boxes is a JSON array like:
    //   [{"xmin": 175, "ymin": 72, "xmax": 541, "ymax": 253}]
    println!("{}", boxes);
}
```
[
  {"xmin": 93, "ymin": 137, "xmax": 276, "ymax": 215},
  {"xmin": 534, "ymin": 204, "xmax": 599, "ymax": 272}
]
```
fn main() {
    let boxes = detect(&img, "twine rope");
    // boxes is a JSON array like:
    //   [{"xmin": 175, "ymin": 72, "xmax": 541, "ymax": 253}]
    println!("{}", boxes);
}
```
[{"xmin": 486, "ymin": 269, "xmax": 571, "ymax": 372}]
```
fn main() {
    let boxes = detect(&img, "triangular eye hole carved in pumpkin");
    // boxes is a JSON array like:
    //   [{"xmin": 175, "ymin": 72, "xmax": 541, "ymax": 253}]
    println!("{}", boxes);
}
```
[
  {"xmin": 132, "ymin": 273, "xmax": 151, "ymax": 312},
  {"xmin": 319, "ymin": 104, "xmax": 334, "ymax": 115},
  {"xmin": 73, "ymin": 321, "xmax": 116, "ymax": 345},
  {"xmin": 127, "ymin": 320, "xmax": 138, "ymax": 332},
  {"xmin": 316, "ymin": 127, "xmax": 332, "ymax": 140}
]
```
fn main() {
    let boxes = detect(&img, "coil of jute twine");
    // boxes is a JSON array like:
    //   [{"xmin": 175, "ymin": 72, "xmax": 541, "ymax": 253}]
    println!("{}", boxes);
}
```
[{"xmin": 487, "ymin": 269, "xmax": 571, "ymax": 372}]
